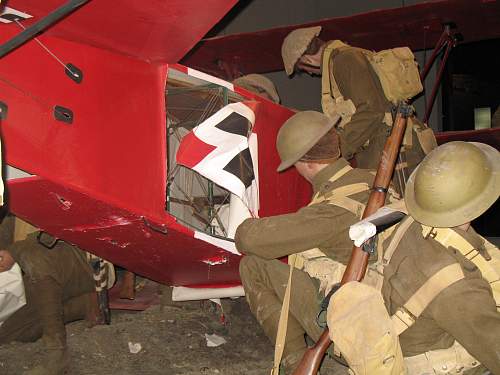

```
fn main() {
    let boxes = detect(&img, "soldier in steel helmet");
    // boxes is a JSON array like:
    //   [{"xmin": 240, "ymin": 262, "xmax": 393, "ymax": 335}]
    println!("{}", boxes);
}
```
[
  {"xmin": 233, "ymin": 74, "xmax": 281, "ymax": 104},
  {"xmin": 236, "ymin": 110, "xmax": 398, "ymax": 374},
  {"xmin": 326, "ymin": 141, "xmax": 500, "ymax": 374},
  {"xmin": 281, "ymin": 27, "xmax": 435, "ymax": 194}
]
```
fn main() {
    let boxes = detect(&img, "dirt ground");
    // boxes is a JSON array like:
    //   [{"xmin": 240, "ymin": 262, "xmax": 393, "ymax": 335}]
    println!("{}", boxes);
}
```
[
  {"xmin": 0, "ymin": 276, "xmax": 351, "ymax": 375},
  {"xmin": 0, "ymin": 281, "xmax": 352, "ymax": 375},
  {"xmin": 0, "ymin": 281, "xmax": 275, "ymax": 375}
]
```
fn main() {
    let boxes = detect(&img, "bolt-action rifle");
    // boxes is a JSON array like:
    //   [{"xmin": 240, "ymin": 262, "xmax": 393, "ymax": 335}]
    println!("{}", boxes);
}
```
[{"xmin": 292, "ymin": 102, "xmax": 413, "ymax": 375}]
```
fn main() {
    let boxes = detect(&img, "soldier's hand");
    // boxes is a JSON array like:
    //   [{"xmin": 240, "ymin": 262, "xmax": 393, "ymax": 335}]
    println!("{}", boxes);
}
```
[{"xmin": 0, "ymin": 249, "xmax": 15, "ymax": 272}]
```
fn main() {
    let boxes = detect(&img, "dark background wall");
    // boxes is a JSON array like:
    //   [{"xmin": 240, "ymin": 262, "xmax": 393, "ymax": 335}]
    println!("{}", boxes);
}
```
[{"xmin": 442, "ymin": 39, "xmax": 500, "ymax": 131}]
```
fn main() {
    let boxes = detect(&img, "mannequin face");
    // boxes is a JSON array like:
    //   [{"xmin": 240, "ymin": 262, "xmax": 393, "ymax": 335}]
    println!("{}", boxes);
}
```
[{"xmin": 295, "ymin": 44, "xmax": 325, "ymax": 76}]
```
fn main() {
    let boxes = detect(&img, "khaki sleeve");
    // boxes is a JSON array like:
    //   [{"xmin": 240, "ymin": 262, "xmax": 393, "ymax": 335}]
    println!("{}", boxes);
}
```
[
  {"xmin": 235, "ymin": 202, "xmax": 346, "ymax": 259},
  {"xmin": 332, "ymin": 50, "xmax": 390, "ymax": 159},
  {"xmin": 426, "ymin": 277, "xmax": 500, "ymax": 374}
]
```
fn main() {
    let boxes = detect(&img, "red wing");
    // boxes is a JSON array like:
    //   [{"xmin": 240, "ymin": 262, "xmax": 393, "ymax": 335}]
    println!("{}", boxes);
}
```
[
  {"xmin": 3, "ymin": 0, "xmax": 237, "ymax": 62},
  {"xmin": 182, "ymin": 0, "xmax": 500, "ymax": 77}
]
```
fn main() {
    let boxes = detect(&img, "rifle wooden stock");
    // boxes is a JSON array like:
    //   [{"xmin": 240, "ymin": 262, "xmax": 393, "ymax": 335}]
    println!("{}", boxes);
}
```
[{"xmin": 292, "ymin": 103, "xmax": 412, "ymax": 375}]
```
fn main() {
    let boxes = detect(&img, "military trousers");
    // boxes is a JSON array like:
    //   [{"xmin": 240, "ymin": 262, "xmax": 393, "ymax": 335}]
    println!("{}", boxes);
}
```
[
  {"xmin": 0, "ymin": 281, "xmax": 91, "ymax": 344},
  {"xmin": 239, "ymin": 255, "xmax": 325, "ymax": 362},
  {"xmin": 0, "ymin": 235, "xmax": 95, "ymax": 345}
]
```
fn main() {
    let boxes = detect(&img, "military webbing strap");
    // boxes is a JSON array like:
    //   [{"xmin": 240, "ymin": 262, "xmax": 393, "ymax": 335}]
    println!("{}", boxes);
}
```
[
  {"xmin": 318, "ymin": 183, "xmax": 369, "ymax": 218},
  {"xmin": 421, "ymin": 226, "xmax": 500, "ymax": 312},
  {"xmin": 271, "ymin": 255, "xmax": 297, "ymax": 375},
  {"xmin": 321, "ymin": 40, "xmax": 349, "ymax": 100},
  {"xmin": 391, "ymin": 263, "xmax": 465, "ymax": 335},
  {"xmin": 321, "ymin": 41, "xmax": 356, "ymax": 128},
  {"xmin": 310, "ymin": 163, "xmax": 367, "ymax": 208},
  {"xmin": 380, "ymin": 216, "xmax": 415, "ymax": 272}
]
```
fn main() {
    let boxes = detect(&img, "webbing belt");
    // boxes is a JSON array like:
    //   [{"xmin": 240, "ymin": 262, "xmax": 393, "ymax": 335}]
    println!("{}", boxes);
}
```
[
  {"xmin": 271, "ymin": 255, "xmax": 297, "ymax": 375},
  {"xmin": 391, "ymin": 263, "xmax": 465, "ymax": 335}
]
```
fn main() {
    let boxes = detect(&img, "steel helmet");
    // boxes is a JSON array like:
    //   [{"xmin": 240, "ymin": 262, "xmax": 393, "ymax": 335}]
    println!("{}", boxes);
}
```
[
  {"xmin": 281, "ymin": 26, "xmax": 322, "ymax": 76},
  {"xmin": 405, "ymin": 141, "xmax": 499, "ymax": 227},
  {"xmin": 276, "ymin": 111, "xmax": 338, "ymax": 172},
  {"xmin": 233, "ymin": 74, "xmax": 280, "ymax": 103}
]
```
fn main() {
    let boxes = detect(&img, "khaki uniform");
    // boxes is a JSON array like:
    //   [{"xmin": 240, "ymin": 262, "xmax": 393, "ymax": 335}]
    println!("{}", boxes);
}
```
[
  {"xmin": 380, "ymin": 222, "xmax": 500, "ymax": 374},
  {"xmin": 323, "ymin": 44, "xmax": 433, "ymax": 193},
  {"xmin": 326, "ymin": 46, "xmax": 392, "ymax": 166},
  {"xmin": 0, "ymin": 233, "xmax": 95, "ymax": 375},
  {"xmin": 236, "ymin": 158, "xmax": 374, "ymax": 370}
]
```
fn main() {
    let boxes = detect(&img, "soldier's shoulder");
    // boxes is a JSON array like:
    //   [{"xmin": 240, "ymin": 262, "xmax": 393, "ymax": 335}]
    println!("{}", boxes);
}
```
[
  {"xmin": 343, "ymin": 167, "xmax": 375, "ymax": 184},
  {"xmin": 390, "ymin": 221, "xmax": 457, "ymax": 278}
]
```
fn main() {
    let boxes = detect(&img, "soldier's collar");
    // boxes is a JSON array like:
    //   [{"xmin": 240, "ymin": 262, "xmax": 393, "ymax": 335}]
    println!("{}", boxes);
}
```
[{"xmin": 312, "ymin": 158, "xmax": 350, "ymax": 194}]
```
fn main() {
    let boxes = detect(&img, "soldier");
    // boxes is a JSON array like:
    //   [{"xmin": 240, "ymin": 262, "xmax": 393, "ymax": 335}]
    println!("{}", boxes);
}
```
[
  {"xmin": 327, "ymin": 141, "xmax": 500, "ymax": 374},
  {"xmin": 233, "ymin": 73, "xmax": 281, "ymax": 104},
  {"xmin": 236, "ymin": 110, "xmax": 397, "ymax": 374},
  {"xmin": 281, "ymin": 26, "xmax": 435, "ymax": 193},
  {"xmin": 0, "ymin": 217, "xmax": 98, "ymax": 375}
]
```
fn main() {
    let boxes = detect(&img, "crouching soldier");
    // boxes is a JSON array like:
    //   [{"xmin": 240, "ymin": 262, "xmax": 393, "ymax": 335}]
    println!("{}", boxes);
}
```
[
  {"xmin": 327, "ymin": 141, "xmax": 500, "ymax": 374},
  {"xmin": 0, "ymin": 217, "xmax": 99, "ymax": 375},
  {"xmin": 236, "ymin": 111, "xmax": 398, "ymax": 374}
]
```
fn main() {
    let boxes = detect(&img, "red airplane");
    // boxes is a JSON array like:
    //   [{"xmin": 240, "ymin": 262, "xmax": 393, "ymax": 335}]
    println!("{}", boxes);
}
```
[{"xmin": 0, "ymin": 0, "xmax": 498, "ymax": 299}]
